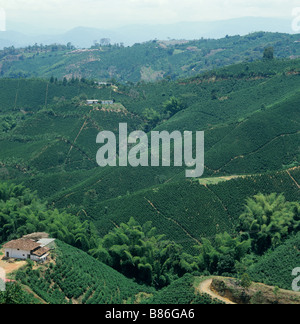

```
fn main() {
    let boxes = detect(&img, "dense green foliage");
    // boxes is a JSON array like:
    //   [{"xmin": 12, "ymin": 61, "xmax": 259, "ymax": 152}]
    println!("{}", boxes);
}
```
[
  {"xmin": 248, "ymin": 232, "xmax": 300, "ymax": 290},
  {"xmin": 0, "ymin": 182, "xmax": 98, "ymax": 252},
  {"xmin": 195, "ymin": 233, "xmax": 251, "ymax": 276},
  {"xmin": 239, "ymin": 193, "xmax": 300, "ymax": 254},
  {"xmin": 2, "ymin": 32, "xmax": 300, "ymax": 82},
  {"xmin": 16, "ymin": 240, "xmax": 153, "ymax": 304},
  {"xmin": 91, "ymin": 217, "xmax": 198, "ymax": 288},
  {"xmin": 57, "ymin": 168, "xmax": 300, "ymax": 255},
  {"xmin": 192, "ymin": 193, "xmax": 300, "ymax": 277},
  {"xmin": 0, "ymin": 47, "xmax": 300, "ymax": 303},
  {"xmin": 0, "ymin": 282, "xmax": 40, "ymax": 304},
  {"xmin": 144, "ymin": 274, "xmax": 223, "ymax": 304},
  {"xmin": 90, "ymin": 192, "xmax": 300, "ymax": 287}
]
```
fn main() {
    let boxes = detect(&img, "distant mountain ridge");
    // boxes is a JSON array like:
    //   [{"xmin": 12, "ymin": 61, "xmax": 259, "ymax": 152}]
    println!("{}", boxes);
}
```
[
  {"xmin": 2, "ymin": 31, "xmax": 300, "ymax": 82},
  {"xmin": 0, "ymin": 17, "xmax": 295, "ymax": 48}
]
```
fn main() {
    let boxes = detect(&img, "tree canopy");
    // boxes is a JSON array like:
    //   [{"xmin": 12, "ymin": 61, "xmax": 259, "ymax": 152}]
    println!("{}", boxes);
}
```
[
  {"xmin": 0, "ymin": 182, "xmax": 98, "ymax": 252},
  {"xmin": 238, "ymin": 193, "xmax": 300, "ymax": 254},
  {"xmin": 90, "ymin": 217, "xmax": 198, "ymax": 288}
]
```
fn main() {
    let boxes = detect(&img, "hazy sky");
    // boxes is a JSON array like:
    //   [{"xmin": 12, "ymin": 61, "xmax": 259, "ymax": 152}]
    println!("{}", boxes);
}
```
[{"xmin": 2, "ymin": 0, "xmax": 300, "ymax": 31}]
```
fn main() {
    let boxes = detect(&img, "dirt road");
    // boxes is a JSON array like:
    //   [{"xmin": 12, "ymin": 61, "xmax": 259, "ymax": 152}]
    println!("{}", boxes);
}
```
[
  {"xmin": 197, "ymin": 278, "xmax": 236, "ymax": 305},
  {"xmin": 0, "ymin": 253, "xmax": 26, "ymax": 275}
]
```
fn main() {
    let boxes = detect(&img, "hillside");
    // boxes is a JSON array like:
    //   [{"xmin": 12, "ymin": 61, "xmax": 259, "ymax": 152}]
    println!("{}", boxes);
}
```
[
  {"xmin": 14, "ymin": 240, "xmax": 154, "ymax": 304},
  {"xmin": 199, "ymin": 276, "xmax": 300, "ymax": 305},
  {"xmin": 0, "ymin": 56, "xmax": 300, "ymax": 303},
  {"xmin": 2, "ymin": 32, "xmax": 300, "ymax": 82},
  {"xmin": 0, "ymin": 59, "xmax": 299, "ymax": 251},
  {"xmin": 1, "ymin": 59, "xmax": 300, "ymax": 180},
  {"xmin": 248, "ymin": 232, "xmax": 300, "ymax": 290}
]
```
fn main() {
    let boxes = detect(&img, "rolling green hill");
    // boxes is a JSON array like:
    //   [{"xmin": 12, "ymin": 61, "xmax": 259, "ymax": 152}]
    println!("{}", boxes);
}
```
[
  {"xmin": 0, "ymin": 55, "xmax": 300, "ymax": 303},
  {"xmin": 248, "ymin": 232, "xmax": 300, "ymax": 290},
  {"xmin": 15, "ymin": 240, "xmax": 154, "ymax": 304},
  {"xmin": 0, "ymin": 60, "xmax": 299, "ymax": 240},
  {"xmin": 2, "ymin": 32, "xmax": 300, "ymax": 82}
]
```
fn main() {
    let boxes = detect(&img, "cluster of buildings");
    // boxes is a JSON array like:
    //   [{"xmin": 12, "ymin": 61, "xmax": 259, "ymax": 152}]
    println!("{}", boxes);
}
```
[
  {"xmin": 86, "ymin": 99, "xmax": 114, "ymax": 105},
  {"xmin": 3, "ymin": 233, "xmax": 55, "ymax": 263}
]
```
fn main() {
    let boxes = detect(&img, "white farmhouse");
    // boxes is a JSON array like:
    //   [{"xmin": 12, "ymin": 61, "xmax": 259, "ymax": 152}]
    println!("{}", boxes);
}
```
[
  {"xmin": 86, "ymin": 99, "xmax": 99, "ymax": 105},
  {"xmin": 3, "ymin": 238, "xmax": 52, "ymax": 263}
]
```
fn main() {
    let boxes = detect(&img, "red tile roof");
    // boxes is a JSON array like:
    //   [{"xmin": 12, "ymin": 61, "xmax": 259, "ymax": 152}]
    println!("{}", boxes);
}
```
[
  {"xmin": 32, "ymin": 246, "xmax": 50, "ymax": 257},
  {"xmin": 3, "ymin": 239, "xmax": 41, "ymax": 251}
]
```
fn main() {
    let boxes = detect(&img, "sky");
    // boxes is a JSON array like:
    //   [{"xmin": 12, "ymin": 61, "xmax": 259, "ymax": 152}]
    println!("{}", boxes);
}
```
[{"xmin": 1, "ymin": 0, "xmax": 300, "ymax": 32}]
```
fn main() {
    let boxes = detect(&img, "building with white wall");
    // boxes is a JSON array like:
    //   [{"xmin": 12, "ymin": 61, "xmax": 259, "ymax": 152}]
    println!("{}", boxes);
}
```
[{"xmin": 3, "ymin": 238, "xmax": 52, "ymax": 263}]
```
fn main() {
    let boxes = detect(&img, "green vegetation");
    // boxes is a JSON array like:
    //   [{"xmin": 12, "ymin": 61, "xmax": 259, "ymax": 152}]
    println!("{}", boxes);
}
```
[
  {"xmin": 248, "ymin": 232, "xmax": 300, "ymax": 290},
  {"xmin": 163, "ymin": 97, "xmax": 186, "ymax": 117},
  {"xmin": 0, "ymin": 182, "xmax": 98, "ymax": 252},
  {"xmin": 144, "ymin": 274, "xmax": 223, "ymax": 304},
  {"xmin": 0, "ymin": 282, "xmax": 40, "ymax": 304},
  {"xmin": 16, "ymin": 240, "xmax": 153, "ymax": 304},
  {"xmin": 0, "ymin": 43, "xmax": 300, "ymax": 303},
  {"xmin": 263, "ymin": 47, "xmax": 275, "ymax": 60},
  {"xmin": 3, "ymin": 32, "xmax": 300, "ymax": 82},
  {"xmin": 238, "ymin": 193, "xmax": 300, "ymax": 254},
  {"xmin": 91, "ymin": 217, "xmax": 198, "ymax": 288}
]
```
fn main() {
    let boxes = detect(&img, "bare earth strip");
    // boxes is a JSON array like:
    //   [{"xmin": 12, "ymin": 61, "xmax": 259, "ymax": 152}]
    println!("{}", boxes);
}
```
[
  {"xmin": 197, "ymin": 279, "xmax": 236, "ymax": 305},
  {"xmin": 0, "ymin": 253, "xmax": 26, "ymax": 275}
]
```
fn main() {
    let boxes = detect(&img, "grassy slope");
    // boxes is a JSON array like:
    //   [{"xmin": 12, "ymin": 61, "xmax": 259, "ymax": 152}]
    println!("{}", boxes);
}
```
[
  {"xmin": 3, "ymin": 32, "xmax": 300, "ymax": 82},
  {"xmin": 248, "ymin": 232, "xmax": 300, "ymax": 290},
  {"xmin": 16, "ymin": 240, "xmax": 154, "ymax": 304},
  {"xmin": 0, "ymin": 59, "xmax": 299, "ymax": 253},
  {"xmin": 144, "ymin": 273, "xmax": 223, "ymax": 304}
]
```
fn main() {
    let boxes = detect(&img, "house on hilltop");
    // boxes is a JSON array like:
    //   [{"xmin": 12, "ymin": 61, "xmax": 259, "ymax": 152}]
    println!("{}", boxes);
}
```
[
  {"xmin": 3, "ymin": 235, "xmax": 55, "ymax": 263},
  {"xmin": 86, "ymin": 99, "xmax": 99, "ymax": 105},
  {"xmin": 86, "ymin": 99, "xmax": 115, "ymax": 105}
]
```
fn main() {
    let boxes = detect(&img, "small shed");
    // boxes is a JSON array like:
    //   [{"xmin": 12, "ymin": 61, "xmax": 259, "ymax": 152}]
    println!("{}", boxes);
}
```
[{"xmin": 37, "ymin": 238, "xmax": 56, "ymax": 250}]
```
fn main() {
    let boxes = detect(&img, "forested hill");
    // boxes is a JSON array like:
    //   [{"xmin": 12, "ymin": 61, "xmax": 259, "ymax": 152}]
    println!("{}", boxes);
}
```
[
  {"xmin": 0, "ymin": 56, "xmax": 299, "ymax": 248},
  {"xmin": 0, "ymin": 55, "xmax": 300, "ymax": 303},
  {"xmin": 2, "ymin": 32, "xmax": 300, "ymax": 82}
]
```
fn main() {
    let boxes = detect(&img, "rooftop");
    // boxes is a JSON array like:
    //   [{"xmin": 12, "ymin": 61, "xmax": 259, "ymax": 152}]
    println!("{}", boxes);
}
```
[
  {"xmin": 3, "ymin": 239, "xmax": 41, "ymax": 251},
  {"xmin": 37, "ymin": 238, "xmax": 56, "ymax": 247},
  {"xmin": 32, "ymin": 246, "xmax": 50, "ymax": 257},
  {"xmin": 23, "ymin": 232, "xmax": 49, "ymax": 241}
]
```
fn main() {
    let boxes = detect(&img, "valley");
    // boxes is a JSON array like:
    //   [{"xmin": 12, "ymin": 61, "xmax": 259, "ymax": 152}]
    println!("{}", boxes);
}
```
[{"xmin": 0, "ymin": 32, "xmax": 300, "ymax": 304}]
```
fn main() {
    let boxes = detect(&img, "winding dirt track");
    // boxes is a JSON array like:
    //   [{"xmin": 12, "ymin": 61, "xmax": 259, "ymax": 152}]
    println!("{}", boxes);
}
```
[{"xmin": 197, "ymin": 279, "xmax": 236, "ymax": 305}]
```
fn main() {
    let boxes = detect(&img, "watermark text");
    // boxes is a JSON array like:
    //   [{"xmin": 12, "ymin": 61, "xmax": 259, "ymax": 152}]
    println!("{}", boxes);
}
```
[
  {"xmin": 96, "ymin": 123, "xmax": 205, "ymax": 178},
  {"xmin": 292, "ymin": 267, "xmax": 300, "ymax": 292},
  {"xmin": 0, "ymin": 267, "xmax": 5, "ymax": 292}
]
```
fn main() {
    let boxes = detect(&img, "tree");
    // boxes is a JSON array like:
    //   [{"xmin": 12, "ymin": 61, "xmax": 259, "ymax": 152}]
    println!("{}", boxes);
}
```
[
  {"xmin": 0, "ymin": 182, "xmax": 98, "ymax": 252},
  {"xmin": 90, "ymin": 217, "xmax": 198, "ymax": 288},
  {"xmin": 240, "ymin": 273, "xmax": 252, "ymax": 290},
  {"xmin": 142, "ymin": 108, "xmax": 162, "ymax": 131},
  {"xmin": 66, "ymin": 42, "xmax": 74, "ymax": 50},
  {"xmin": 195, "ymin": 233, "xmax": 251, "ymax": 275},
  {"xmin": 0, "ymin": 283, "xmax": 27, "ymax": 304},
  {"xmin": 238, "ymin": 193, "xmax": 300, "ymax": 254},
  {"xmin": 100, "ymin": 38, "xmax": 111, "ymax": 46},
  {"xmin": 211, "ymin": 89, "xmax": 218, "ymax": 100},
  {"xmin": 163, "ymin": 97, "xmax": 186, "ymax": 117},
  {"xmin": 263, "ymin": 47, "xmax": 274, "ymax": 60},
  {"xmin": 62, "ymin": 77, "xmax": 68, "ymax": 86}
]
